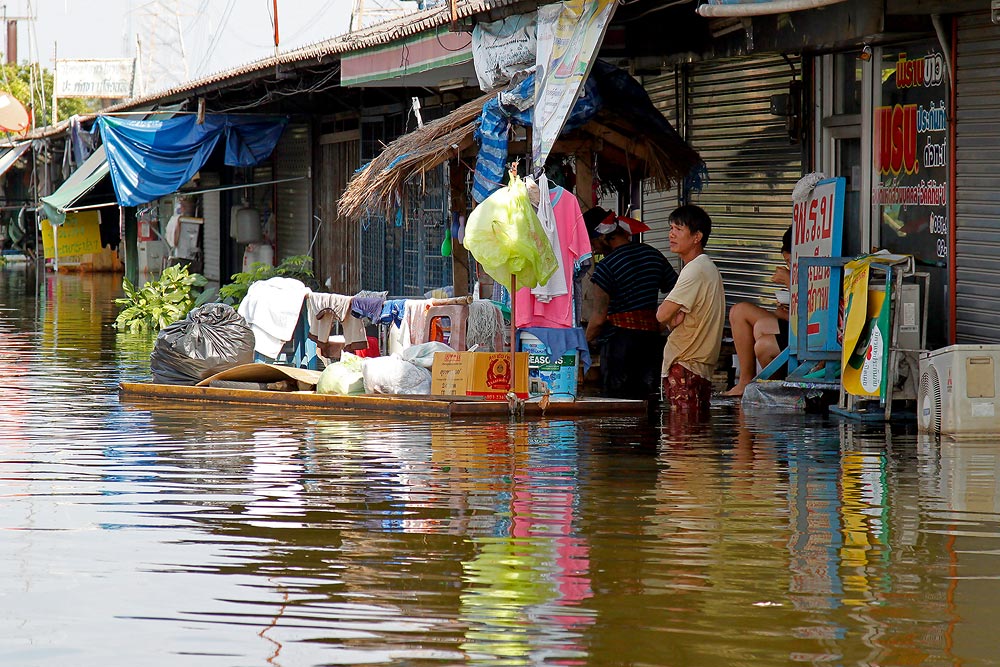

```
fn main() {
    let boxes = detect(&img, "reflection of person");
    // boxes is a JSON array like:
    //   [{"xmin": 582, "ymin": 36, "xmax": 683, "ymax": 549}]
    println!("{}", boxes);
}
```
[
  {"xmin": 585, "ymin": 207, "xmax": 678, "ymax": 401},
  {"xmin": 655, "ymin": 205, "xmax": 726, "ymax": 413},
  {"xmin": 724, "ymin": 227, "xmax": 792, "ymax": 397}
]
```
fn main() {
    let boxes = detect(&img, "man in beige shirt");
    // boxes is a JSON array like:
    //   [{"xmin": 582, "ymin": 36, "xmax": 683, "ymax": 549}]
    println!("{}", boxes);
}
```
[{"xmin": 655, "ymin": 204, "xmax": 726, "ymax": 413}]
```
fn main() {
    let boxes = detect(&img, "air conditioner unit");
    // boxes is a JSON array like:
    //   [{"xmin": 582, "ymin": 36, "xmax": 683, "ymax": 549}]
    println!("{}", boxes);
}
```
[{"xmin": 918, "ymin": 345, "xmax": 1000, "ymax": 436}]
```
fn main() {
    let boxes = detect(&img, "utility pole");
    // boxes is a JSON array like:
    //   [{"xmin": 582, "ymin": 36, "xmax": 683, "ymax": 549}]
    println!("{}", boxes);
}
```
[
  {"xmin": 3, "ymin": 7, "xmax": 36, "ymax": 63},
  {"xmin": 51, "ymin": 43, "xmax": 56, "ymax": 125},
  {"xmin": 272, "ymin": 0, "xmax": 279, "ymax": 57}
]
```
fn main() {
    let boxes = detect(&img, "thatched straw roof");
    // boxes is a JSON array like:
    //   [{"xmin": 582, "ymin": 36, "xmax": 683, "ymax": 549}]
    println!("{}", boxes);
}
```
[
  {"xmin": 339, "ymin": 92, "xmax": 493, "ymax": 221},
  {"xmin": 338, "ymin": 62, "xmax": 704, "ymax": 221}
]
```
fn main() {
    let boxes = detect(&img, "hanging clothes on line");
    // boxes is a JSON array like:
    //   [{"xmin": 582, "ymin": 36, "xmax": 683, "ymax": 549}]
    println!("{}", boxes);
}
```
[
  {"xmin": 306, "ymin": 292, "xmax": 367, "ymax": 348},
  {"xmin": 529, "ymin": 174, "xmax": 569, "ymax": 303},
  {"xmin": 513, "ymin": 182, "xmax": 592, "ymax": 328}
]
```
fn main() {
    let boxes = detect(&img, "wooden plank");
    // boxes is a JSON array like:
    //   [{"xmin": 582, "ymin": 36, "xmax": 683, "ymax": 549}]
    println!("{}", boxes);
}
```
[
  {"xmin": 121, "ymin": 383, "xmax": 455, "ymax": 417},
  {"xmin": 119, "ymin": 383, "xmax": 648, "ymax": 419},
  {"xmin": 319, "ymin": 129, "xmax": 361, "ymax": 145}
]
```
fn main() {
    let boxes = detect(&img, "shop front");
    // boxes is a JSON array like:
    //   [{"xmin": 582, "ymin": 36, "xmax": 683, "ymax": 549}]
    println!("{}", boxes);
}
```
[{"xmin": 954, "ymin": 10, "xmax": 1000, "ymax": 344}]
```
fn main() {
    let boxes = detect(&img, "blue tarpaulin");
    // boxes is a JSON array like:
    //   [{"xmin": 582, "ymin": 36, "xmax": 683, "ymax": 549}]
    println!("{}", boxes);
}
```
[
  {"xmin": 98, "ymin": 114, "xmax": 288, "ymax": 207},
  {"xmin": 471, "ymin": 73, "xmax": 600, "ymax": 203}
]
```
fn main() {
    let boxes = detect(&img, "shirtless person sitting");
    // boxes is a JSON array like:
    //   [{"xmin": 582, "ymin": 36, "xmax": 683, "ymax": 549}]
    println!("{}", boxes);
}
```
[{"xmin": 724, "ymin": 226, "xmax": 792, "ymax": 397}]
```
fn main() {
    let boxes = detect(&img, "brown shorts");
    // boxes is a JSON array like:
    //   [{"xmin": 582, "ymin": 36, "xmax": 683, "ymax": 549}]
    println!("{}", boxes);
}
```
[{"xmin": 662, "ymin": 363, "xmax": 712, "ymax": 412}]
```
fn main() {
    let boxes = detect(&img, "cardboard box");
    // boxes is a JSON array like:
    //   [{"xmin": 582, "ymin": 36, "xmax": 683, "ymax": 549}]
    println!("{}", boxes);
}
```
[{"xmin": 430, "ymin": 352, "xmax": 529, "ymax": 399}]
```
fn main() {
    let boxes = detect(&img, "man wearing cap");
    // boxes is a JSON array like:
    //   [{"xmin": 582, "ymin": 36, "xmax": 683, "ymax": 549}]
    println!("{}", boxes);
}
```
[
  {"xmin": 656, "ymin": 204, "xmax": 726, "ymax": 413},
  {"xmin": 585, "ymin": 207, "xmax": 678, "ymax": 401}
]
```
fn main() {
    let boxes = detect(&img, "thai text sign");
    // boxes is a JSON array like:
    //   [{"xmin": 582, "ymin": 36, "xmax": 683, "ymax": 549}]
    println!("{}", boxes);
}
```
[
  {"xmin": 840, "ymin": 254, "xmax": 911, "ymax": 399},
  {"xmin": 41, "ymin": 210, "xmax": 103, "ymax": 259},
  {"xmin": 56, "ymin": 59, "xmax": 135, "ymax": 98},
  {"xmin": 874, "ymin": 41, "xmax": 948, "ymax": 346},
  {"xmin": 789, "ymin": 177, "xmax": 845, "ymax": 354},
  {"xmin": 532, "ymin": 0, "xmax": 616, "ymax": 171}
]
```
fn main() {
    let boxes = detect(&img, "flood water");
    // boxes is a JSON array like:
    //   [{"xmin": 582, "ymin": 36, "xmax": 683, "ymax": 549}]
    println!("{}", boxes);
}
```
[{"xmin": 2, "ymin": 268, "xmax": 1000, "ymax": 666}]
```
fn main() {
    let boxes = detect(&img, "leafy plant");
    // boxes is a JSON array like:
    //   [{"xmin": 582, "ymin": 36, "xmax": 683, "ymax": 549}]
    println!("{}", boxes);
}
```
[
  {"xmin": 114, "ymin": 264, "xmax": 209, "ymax": 333},
  {"xmin": 219, "ymin": 255, "xmax": 315, "ymax": 306}
]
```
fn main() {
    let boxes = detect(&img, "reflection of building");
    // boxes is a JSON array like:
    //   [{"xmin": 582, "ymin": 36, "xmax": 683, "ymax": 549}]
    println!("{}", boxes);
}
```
[
  {"xmin": 922, "ymin": 429, "xmax": 1000, "ymax": 664},
  {"xmin": 5, "ymin": 2, "xmax": 1000, "ymax": 352}
]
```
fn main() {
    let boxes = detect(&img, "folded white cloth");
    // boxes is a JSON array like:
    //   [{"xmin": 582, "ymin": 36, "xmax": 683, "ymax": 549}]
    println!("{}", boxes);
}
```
[{"xmin": 237, "ymin": 277, "xmax": 311, "ymax": 359}]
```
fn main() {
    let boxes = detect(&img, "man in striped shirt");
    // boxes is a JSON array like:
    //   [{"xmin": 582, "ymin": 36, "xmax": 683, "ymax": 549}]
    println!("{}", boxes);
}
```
[{"xmin": 585, "ymin": 208, "xmax": 678, "ymax": 401}]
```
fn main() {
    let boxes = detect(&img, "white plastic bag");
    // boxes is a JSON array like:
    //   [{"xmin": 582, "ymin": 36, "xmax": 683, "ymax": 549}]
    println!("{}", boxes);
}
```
[
  {"xmin": 400, "ymin": 341, "xmax": 454, "ymax": 369},
  {"xmin": 362, "ymin": 355, "xmax": 432, "ymax": 395}
]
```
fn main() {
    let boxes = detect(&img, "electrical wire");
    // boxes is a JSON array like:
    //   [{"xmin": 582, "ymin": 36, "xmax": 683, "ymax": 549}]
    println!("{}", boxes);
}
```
[
  {"xmin": 435, "ymin": 25, "xmax": 471, "ymax": 52},
  {"xmin": 212, "ymin": 64, "xmax": 342, "ymax": 112},
  {"xmin": 194, "ymin": 0, "xmax": 238, "ymax": 76},
  {"xmin": 617, "ymin": 0, "xmax": 695, "ymax": 22},
  {"xmin": 282, "ymin": 0, "xmax": 337, "ymax": 45}
]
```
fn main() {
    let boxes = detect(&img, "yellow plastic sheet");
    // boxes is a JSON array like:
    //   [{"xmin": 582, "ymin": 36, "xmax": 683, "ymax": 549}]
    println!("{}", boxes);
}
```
[{"xmin": 464, "ymin": 175, "xmax": 557, "ymax": 290}]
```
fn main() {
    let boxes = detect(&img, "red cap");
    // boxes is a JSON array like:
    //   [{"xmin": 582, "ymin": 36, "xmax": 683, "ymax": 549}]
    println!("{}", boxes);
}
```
[{"xmin": 597, "ymin": 214, "xmax": 650, "ymax": 235}]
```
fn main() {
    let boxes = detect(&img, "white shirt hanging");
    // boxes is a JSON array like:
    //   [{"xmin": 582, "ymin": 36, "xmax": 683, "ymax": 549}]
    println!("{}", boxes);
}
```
[{"xmin": 529, "ymin": 174, "xmax": 568, "ymax": 303}]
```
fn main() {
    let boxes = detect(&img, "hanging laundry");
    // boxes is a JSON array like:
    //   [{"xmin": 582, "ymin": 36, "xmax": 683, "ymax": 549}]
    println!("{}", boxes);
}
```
[
  {"xmin": 464, "ymin": 174, "xmax": 558, "ymax": 291},
  {"xmin": 529, "ymin": 174, "xmax": 568, "ymax": 303},
  {"xmin": 237, "ymin": 277, "xmax": 311, "ymax": 359},
  {"xmin": 306, "ymin": 292, "xmax": 367, "ymax": 348},
  {"xmin": 513, "ymin": 182, "xmax": 592, "ymax": 328}
]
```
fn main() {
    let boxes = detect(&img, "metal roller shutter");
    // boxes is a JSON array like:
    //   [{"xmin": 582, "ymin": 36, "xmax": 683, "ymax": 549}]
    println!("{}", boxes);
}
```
[
  {"xmin": 274, "ymin": 124, "xmax": 313, "ymax": 262},
  {"xmin": 641, "ymin": 68, "xmax": 682, "ymax": 269},
  {"xmin": 955, "ymin": 12, "xmax": 1000, "ymax": 343},
  {"xmin": 200, "ymin": 172, "xmax": 221, "ymax": 282},
  {"xmin": 686, "ymin": 54, "xmax": 803, "ymax": 307}
]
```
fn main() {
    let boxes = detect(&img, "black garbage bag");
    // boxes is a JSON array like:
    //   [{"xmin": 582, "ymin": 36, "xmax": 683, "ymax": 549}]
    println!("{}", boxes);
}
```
[{"xmin": 150, "ymin": 303, "xmax": 255, "ymax": 385}]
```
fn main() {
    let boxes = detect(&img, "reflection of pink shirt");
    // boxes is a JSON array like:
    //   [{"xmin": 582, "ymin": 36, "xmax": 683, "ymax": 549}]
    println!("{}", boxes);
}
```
[{"xmin": 514, "ymin": 187, "xmax": 592, "ymax": 328}]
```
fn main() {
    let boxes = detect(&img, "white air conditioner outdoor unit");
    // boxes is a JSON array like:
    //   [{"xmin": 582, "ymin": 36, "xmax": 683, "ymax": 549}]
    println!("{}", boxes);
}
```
[{"xmin": 918, "ymin": 344, "xmax": 1000, "ymax": 436}]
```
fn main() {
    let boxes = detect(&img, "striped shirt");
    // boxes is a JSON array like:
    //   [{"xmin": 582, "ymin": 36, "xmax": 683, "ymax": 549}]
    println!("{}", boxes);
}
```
[{"xmin": 591, "ymin": 242, "xmax": 678, "ymax": 314}]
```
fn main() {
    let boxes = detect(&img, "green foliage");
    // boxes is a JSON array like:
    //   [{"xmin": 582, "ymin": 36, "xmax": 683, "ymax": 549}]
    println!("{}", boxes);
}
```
[
  {"xmin": 114, "ymin": 264, "xmax": 209, "ymax": 333},
  {"xmin": 219, "ymin": 255, "xmax": 314, "ymax": 306},
  {"xmin": 0, "ymin": 63, "xmax": 97, "ymax": 127}
]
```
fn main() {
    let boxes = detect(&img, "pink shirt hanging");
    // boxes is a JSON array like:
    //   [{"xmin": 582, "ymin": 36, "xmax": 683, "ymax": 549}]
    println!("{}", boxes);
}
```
[{"xmin": 514, "ymin": 186, "xmax": 592, "ymax": 328}]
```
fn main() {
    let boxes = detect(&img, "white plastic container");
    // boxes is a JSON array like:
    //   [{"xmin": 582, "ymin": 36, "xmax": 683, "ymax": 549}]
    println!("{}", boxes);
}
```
[{"xmin": 518, "ymin": 332, "xmax": 579, "ymax": 402}]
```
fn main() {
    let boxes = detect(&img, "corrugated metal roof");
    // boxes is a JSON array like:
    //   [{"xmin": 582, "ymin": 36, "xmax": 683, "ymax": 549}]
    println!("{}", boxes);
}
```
[{"xmin": 106, "ymin": 0, "xmax": 532, "ymax": 112}]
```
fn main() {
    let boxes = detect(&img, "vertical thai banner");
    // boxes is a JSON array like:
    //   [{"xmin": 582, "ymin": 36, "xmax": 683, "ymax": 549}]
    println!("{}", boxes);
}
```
[
  {"xmin": 840, "ymin": 257, "xmax": 891, "ymax": 399},
  {"xmin": 789, "ymin": 177, "xmax": 846, "ymax": 356},
  {"xmin": 532, "ymin": 0, "xmax": 616, "ymax": 171},
  {"xmin": 873, "ymin": 42, "xmax": 948, "ymax": 347}
]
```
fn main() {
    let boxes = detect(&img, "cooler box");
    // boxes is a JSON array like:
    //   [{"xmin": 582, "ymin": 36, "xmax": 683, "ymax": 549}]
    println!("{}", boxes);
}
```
[{"xmin": 518, "ymin": 331, "xmax": 579, "ymax": 402}]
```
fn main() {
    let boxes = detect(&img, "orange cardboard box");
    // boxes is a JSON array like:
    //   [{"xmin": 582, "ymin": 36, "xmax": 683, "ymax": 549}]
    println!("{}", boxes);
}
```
[{"xmin": 430, "ymin": 352, "xmax": 529, "ymax": 399}]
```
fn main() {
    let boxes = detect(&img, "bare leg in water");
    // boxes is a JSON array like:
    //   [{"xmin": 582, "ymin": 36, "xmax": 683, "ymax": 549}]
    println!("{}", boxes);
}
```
[{"xmin": 725, "ymin": 301, "xmax": 780, "ymax": 397}]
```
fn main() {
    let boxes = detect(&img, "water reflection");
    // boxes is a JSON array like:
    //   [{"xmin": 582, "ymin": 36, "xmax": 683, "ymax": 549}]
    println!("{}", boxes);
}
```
[{"xmin": 3, "ymin": 270, "xmax": 1000, "ymax": 666}]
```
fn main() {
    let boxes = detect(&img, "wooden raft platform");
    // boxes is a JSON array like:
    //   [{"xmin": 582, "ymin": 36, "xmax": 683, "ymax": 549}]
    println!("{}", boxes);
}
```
[{"xmin": 118, "ymin": 382, "xmax": 648, "ymax": 419}]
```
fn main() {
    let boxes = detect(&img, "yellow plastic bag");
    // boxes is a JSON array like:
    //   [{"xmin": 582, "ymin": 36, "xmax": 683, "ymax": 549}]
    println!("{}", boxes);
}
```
[{"xmin": 464, "ymin": 175, "xmax": 558, "ymax": 290}]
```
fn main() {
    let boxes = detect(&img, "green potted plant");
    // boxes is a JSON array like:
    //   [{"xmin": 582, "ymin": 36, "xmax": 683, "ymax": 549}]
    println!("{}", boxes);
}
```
[{"xmin": 114, "ymin": 264, "xmax": 210, "ymax": 333}]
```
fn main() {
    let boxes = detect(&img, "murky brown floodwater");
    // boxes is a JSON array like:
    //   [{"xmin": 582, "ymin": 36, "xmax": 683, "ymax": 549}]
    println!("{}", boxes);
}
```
[{"xmin": 2, "ymin": 268, "xmax": 1000, "ymax": 666}]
